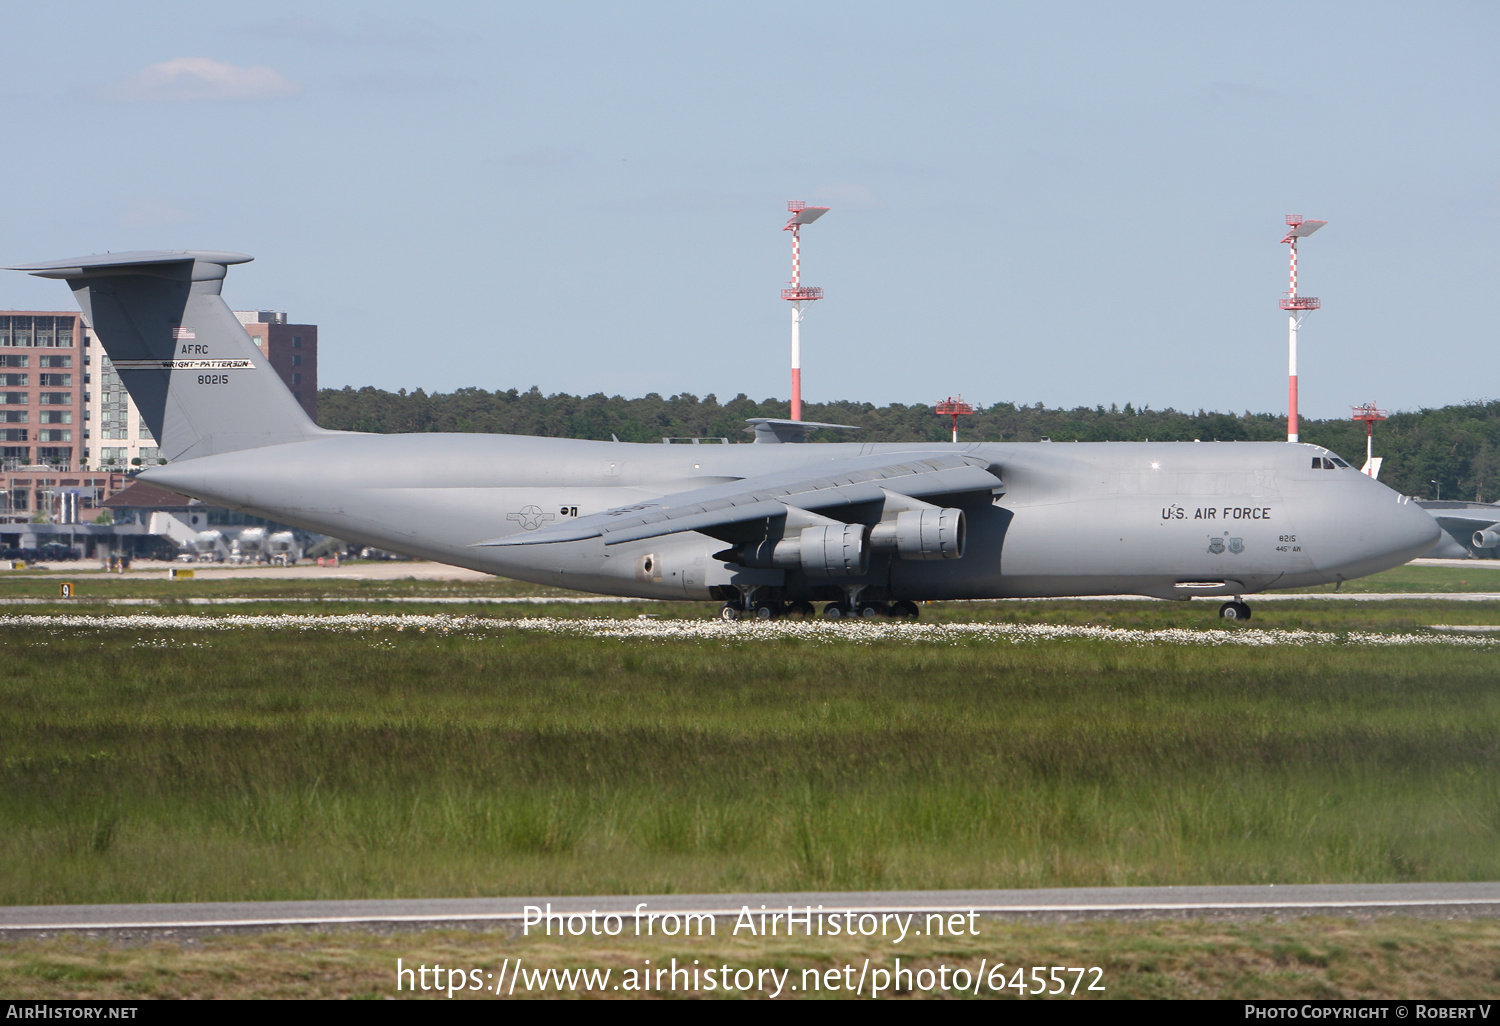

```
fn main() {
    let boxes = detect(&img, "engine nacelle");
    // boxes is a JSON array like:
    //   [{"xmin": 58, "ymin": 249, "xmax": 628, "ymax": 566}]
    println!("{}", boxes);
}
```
[
  {"xmin": 1473, "ymin": 527, "xmax": 1500, "ymax": 549},
  {"xmin": 869, "ymin": 508, "xmax": 966, "ymax": 560},
  {"xmin": 770, "ymin": 524, "xmax": 869, "ymax": 577}
]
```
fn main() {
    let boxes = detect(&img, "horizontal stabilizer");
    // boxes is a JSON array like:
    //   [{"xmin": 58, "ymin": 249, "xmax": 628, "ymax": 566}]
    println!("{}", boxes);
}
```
[{"xmin": 8, "ymin": 251, "xmax": 253, "ymax": 280}]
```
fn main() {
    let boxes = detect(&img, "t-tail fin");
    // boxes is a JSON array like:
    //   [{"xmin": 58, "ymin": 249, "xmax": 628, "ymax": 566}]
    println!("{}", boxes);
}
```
[{"xmin": 7, "ymin": 250, "xmax": 327, "ymax": 462}]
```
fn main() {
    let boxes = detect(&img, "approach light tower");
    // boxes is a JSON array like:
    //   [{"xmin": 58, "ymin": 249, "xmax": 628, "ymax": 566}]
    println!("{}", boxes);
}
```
[
  {"xmin": 1280, "ymin": 215, "xmax": 1327, "ymax": 443},
  {"xmin": 782, "ymin": 201, "xmax": 828, "ymax": 421},
  {"xmin": 1351, "ymin": 402, "xmax": 1388, "ymax": 477},
  {"xmin": 936, "ymin": 396, "xmax": 975, "ymax": 442}
]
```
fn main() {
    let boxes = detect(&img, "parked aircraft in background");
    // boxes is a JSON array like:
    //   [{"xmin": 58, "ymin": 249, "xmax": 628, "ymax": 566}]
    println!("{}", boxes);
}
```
[
  {"xmin": 9, "ymin": 251, "xmax": 1439, "ymax": 620},
  {"xmin": 1418, "ymin": 500, "xmax": 1500, "ymax": 559}
]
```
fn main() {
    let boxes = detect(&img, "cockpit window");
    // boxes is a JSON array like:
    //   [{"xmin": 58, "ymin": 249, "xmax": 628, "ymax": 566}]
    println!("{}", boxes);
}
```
[
  {"xmin": 1331, "ymin": 457, "xmax": 1350, "ymax": 468},
  {"xmin": 1311, "ymin": 456, "xmax": 1353, "ymax": 470}
]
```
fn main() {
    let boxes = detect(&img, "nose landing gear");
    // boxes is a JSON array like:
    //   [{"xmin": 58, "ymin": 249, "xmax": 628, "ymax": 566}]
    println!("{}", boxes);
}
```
[{"xmin": 1218, "ymin": 599, "xmax": 1252, "ymax": 621}]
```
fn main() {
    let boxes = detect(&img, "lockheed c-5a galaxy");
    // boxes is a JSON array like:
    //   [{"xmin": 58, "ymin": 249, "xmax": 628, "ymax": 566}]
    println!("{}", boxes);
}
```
[{"xmin": 9, "ymin": 251, "xmax": 1439, "ymax": 620}]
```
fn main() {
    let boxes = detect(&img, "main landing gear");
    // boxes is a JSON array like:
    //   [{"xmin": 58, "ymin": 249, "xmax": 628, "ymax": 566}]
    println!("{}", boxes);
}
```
[
  {"xmin": 717, "ymin": 600, "xmax": 817, "ymax": 621},
  {"xmin": 717, "ymin": 599, "xmax": 920, "ymax": 621},
  {"xmin": 822, "ymin": 600, "xmax": 920, "ymax": 620},
  {"xmin": 1218, "ymin": 599, "xmax": 1252, "ymax": 621}
]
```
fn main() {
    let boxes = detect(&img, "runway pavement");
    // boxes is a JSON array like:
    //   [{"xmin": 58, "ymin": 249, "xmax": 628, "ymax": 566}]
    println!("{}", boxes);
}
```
[{"xmin": 4, "ymin": 883, "xmax": 1498, "ymax": 939}]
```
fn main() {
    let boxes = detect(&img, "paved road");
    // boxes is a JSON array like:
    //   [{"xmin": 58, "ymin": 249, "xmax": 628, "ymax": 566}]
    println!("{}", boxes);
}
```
[
  {"xmin": 1410, "ymin": 558, "xmax": 1500, "ymax": 570},
  {"xmin": 4, "ymin": 883, "xmax": 1497, "ymax": 939}
]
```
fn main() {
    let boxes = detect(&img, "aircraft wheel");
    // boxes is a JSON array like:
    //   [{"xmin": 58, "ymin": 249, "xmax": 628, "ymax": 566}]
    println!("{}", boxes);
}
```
[
  {"xmin": 822, "ymin": 603, "xmax": 846, "ymax": 620},
  {"xmin": 788, "ymin": 601, "xmax": 816, "ymax": 619},
  {"xmin": 858, "ymin": 602, "xmax": 888, "ymax": 619},
  {"xmin": 752, "ymin": 603, "xmax": 780, "ymax": 621},
  {"xmin": 890, "ymin": 600, "xmax": 921, "ymax": 620},
  {"xmin": 1218, "ymin": 601, "xmax": 1251, "ymax": 621},
  {"xmin": 718, "ymin": 604, "xmax": 741, "ymax": 621}
]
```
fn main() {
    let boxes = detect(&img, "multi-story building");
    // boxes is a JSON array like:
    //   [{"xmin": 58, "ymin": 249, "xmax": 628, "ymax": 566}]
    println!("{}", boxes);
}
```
[
  {"xmin": 0, "ymin": 311, "xmax": 86, "ymax": 468},
  {"xmin": 86, "ymin": 308, "xmax": 318, "ymax": 472},
  {"xmin": 0, "ymin": 310, "xmax": 117, "ymax": 519},
  {"xmin": 91, "ymin": 352, "xmax": 158, "ymax": 470},
  {"xmin": 234, "ymin": 311, "xmax": 318, "ymax": 422}
]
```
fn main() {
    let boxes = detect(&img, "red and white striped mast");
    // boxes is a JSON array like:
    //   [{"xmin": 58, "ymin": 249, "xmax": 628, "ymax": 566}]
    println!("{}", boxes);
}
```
[
  {"xmin": 1279, "ymin": 215, "xmax": 1326, "ymax": 442},
  {"xmin": 1351, "ymin": 402, "xmax": 1388, "ymax": 476},
  {"xmin": 782, "ymin": 201, "xmax": 828, "ymax": 421}
]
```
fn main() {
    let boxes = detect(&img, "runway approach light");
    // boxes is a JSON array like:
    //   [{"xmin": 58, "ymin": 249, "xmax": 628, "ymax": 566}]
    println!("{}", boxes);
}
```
[{"xmin": 936, "ymin": 396, "xmax": 975, "ymax": 443}]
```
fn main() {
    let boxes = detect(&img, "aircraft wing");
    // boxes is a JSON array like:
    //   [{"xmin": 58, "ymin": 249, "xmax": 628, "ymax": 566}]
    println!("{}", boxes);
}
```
[
  {"xmin": 1416, "ymin": 500, "xmax": 1500, "ymax": 553},
  {"xmin": 1432, "ymin": 512, "xmax": 1499, "ymax": 531},
  {"xmin": 477, "ymin": 452, "xmax": 1002, "ymax": 547}
]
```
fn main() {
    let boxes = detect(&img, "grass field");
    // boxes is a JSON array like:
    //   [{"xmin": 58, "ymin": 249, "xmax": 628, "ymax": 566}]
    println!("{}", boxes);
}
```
[
  {"xmin": 4, "ymin": 918, "xmax": 1500, "ymax": 999},
  {"xmin": 2, "ymin": 612, "xmax": 1498, "ymax": 906}
]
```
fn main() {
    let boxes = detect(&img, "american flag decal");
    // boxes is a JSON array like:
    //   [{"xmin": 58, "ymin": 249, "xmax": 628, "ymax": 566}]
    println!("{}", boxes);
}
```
[{"xmin": 171, "ymin": 327, "xmax": 196, "ymax": 340}]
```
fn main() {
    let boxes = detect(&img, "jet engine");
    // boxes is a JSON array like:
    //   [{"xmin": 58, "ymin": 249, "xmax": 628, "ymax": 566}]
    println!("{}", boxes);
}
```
[
  {"xmin": 1473, "ymin": 527, "xmax": 1500, "ymax": 549},
  {"xmin": 869, "ymin": 507, "xmax": 966, "ymax": 560},
  {"xmin": 772, "ymin": 524, "xmax": 869, "ymax": 577}
]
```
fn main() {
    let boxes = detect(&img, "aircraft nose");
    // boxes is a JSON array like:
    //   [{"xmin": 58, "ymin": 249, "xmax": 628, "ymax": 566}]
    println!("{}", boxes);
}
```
[
  {"xmin": 1315, "ymin": 486, "xmax": 1441, "ymax": 581},
  {"xmin": 1391, "ymin": 493, "xmax": 1442, "ymax": 558},
  {"xmin": 1364, "ymin": 492, "xmax": 1441, "ymax": 570}
]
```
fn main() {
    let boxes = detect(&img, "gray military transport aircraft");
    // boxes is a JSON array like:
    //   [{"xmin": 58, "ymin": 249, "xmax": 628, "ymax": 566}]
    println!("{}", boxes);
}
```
[{"xmin": 9, "ymin": 251, "xmax": 1439, "ymax": 620}]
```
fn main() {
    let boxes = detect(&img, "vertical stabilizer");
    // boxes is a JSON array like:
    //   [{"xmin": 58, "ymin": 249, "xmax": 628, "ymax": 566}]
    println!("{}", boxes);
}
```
[{"xmin": 7, "ymin": 251, "xmax": 327, "ymax": 461}]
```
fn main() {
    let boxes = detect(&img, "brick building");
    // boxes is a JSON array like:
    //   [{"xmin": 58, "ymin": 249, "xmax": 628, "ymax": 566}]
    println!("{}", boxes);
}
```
[
  {"xmin": 234, "ymin": 311, "xmax": 318, "ymax": 422},
  {"xmin": 0, "ymin": 311, "xmax": 105, "ymax": 518},
  {"xmin": 0, "ymin": 311, "xmax": 86, "ymax": 469}
]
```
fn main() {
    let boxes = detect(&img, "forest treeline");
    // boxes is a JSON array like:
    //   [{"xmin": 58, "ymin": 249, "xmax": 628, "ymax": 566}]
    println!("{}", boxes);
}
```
[{"xmin": 317, "ymin": 385, "xmax": 1500, "ymax": 504}]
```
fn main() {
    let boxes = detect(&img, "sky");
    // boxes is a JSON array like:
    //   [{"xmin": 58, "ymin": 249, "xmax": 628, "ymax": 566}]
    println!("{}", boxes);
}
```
[{"xmin": 2, "ymin": 1, "xmax": 1496, "ymax": 419}]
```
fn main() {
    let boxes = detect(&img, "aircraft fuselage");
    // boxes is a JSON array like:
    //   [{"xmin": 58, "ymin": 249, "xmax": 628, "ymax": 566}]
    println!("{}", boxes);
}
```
[{"xmin": 142, "ymin": 433, "xmax": 1438, "ymax": 604}]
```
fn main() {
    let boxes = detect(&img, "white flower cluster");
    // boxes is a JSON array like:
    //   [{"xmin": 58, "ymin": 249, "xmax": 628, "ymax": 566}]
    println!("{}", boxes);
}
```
[{"xmin": 0, "ymin": 612, "xmax": 1492, "ymax": 647}]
